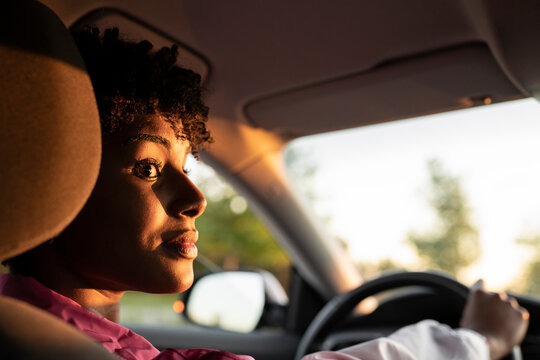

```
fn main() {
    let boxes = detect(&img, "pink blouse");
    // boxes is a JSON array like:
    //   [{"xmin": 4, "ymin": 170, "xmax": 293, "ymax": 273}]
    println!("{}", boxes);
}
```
[{"xmin": 0, "ymin": 273, "xmax": 254, "ymax": 360}]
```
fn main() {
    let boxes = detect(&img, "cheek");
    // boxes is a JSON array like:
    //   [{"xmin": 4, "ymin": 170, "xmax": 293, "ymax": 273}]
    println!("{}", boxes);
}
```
[
  {"xmin": 97, "ymin": 175, "xmax": 166, "ymax": 240},
  {"xmin": 64, "ymin": 176, "xmax": 166, "ymax": 271}
]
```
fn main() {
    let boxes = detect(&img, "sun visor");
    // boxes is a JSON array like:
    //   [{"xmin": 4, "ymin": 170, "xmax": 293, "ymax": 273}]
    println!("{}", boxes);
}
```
[
  {"xmin": 475, "ymin": 0, "xmax": 540, "ymax": 102},
  {"xmin": 245, "ymin": 44, "xmax": 522, "ymax": 138}
]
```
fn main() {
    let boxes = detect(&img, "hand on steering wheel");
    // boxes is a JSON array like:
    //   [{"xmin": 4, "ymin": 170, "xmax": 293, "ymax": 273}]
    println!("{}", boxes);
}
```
[
  {"xmin": 461, "ymin": 279, "xmax": 529, "ymax": 360},
  {"xmin": 294, "ymin": 272, "xmax": 527, "ymax": 360}
]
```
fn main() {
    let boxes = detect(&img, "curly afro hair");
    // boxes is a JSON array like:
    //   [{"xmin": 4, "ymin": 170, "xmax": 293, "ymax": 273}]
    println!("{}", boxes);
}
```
[{"xmin": 71, "ymin": 27, "xmax": 212, "ymax": 157}]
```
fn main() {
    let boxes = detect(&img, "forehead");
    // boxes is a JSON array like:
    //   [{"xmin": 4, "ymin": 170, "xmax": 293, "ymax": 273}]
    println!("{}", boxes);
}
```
[
  {"xmin": 115, "ymin": 114, "xmax": 190, "ymax": 152},
  {"xmin": 126, "ymin": 114, "xmax": 178, "ymax": 139}
]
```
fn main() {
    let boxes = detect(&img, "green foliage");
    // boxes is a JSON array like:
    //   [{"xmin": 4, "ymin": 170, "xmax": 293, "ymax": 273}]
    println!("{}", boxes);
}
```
[
  {"xmin": 407, "ymin": 159, "xmax": 480, "ymax": 276},
  {"xmin": 515, "ymin": 236, "xmax": 540, "ymax": 296},
  {"xmin": 194, "ymin": 174, "xmax": 290, "ymax": 289}
]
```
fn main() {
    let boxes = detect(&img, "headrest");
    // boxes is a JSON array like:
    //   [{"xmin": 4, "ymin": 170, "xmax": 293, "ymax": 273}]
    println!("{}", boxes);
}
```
[{"xmin": 0, "ymin": 0, "xmax": 101, "ymax": 260}]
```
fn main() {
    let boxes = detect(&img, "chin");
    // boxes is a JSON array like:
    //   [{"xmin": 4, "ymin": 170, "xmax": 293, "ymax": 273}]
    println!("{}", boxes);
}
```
[
  {"xmin": 146, "ymin": 264, "xmax": 194, "ymax": 294},
  {"xmin": 127, "ymin": 256, "xmax": 195, "ymax": 293},
  {"xmin": 172, "ymin": 271, "xmax": 194, "ymax": 293},
  {"xmin": 139, "ymin": 277, "xmax": 193, "ymax": 294},
  {"xmin": 172, "ymin": 260, "xmax": 194, "ymax": 292}
]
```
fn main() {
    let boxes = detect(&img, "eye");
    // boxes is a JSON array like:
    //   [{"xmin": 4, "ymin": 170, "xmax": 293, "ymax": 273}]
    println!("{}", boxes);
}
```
[{"xmin": 132, "ymin": 159, "xmax": 162, "ymax": 180}]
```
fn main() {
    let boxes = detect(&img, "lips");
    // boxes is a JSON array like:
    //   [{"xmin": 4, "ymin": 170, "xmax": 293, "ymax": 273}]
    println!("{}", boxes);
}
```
[{"xmin": 161, "ymin": 230, "xmax": 198, "ymax": 260}]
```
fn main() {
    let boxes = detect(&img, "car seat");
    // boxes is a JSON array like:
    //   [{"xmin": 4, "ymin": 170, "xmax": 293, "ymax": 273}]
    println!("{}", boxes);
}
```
[{"xmin": 0, "ymin": 1, "xmax": 115, "ymax": 358}]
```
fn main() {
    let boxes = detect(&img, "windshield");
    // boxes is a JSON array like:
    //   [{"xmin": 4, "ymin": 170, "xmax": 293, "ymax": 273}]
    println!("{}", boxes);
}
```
[{"xmin": 285, "ymin": 98, "xmax": 540, "ymax": 295}]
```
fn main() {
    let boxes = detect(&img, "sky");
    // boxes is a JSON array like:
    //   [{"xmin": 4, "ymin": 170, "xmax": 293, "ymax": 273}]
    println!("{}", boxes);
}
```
[{"xmin": 286, "ymin": 98, "xmax": 540, "ymax": 291}]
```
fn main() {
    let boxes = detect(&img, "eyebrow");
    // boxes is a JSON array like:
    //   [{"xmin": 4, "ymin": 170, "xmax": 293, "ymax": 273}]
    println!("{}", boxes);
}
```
[{"xmin": 123, "ymin": 134, "xmax": 170, "ymax": 149}]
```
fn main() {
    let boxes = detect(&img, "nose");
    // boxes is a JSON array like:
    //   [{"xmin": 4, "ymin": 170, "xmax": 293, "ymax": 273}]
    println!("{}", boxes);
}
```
[{"xmin": 168, "ymin": 171, "xmax": 206, "ymax": 219}]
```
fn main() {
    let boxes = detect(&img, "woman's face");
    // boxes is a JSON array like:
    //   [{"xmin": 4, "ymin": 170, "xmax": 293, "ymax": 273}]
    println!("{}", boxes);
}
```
[{"xmin": 57, "ymin": 114, "xmax": 206, "ymax": 293}]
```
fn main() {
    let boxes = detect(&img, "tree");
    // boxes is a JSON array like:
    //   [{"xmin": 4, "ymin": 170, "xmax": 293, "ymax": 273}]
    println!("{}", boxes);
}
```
[
  {"xmin": 515, "ymin": 235, "xmax": 540, "ymax": 296},
  {"xmin": 407, "ymin": 159, "xmax": 480, "ymax": 277}
]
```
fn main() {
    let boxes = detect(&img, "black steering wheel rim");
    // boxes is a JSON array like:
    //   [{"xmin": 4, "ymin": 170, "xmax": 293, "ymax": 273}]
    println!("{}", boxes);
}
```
[{"xmin": 294, "ymin": 271, "xmax": 520, "ymax": 360}]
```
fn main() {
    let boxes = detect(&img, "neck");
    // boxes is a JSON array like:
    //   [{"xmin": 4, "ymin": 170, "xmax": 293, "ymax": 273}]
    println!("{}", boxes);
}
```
[
  {"xmin": 83, "ymin": 299, "xmax": 122, "ymax": 322},
  {"xmin": 54, "ymin": 286, "xmax": 124, "ymax": 323},
  {"xmin": 27, "ymin": 243, "xmax": 125, "ymax": 323}
]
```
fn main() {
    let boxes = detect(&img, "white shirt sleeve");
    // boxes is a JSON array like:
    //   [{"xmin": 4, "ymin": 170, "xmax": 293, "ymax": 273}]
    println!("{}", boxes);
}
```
[{"xmin": 302, "ymin": 320, "xmax": 489, "ymax": 360}]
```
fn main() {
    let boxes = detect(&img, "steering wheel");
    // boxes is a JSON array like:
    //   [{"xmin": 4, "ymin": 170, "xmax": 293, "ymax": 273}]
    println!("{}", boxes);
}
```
[{"xmin": 294, "ymin": 271, "xmax": 521, "ymax": 360}]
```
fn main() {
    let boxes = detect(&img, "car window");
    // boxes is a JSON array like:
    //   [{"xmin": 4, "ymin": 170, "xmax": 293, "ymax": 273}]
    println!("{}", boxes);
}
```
[
  {"xmin": 120, "ymin": 159, "xmax": 291, "ymax": 326},
  {"xmin": 285, "ymin": 98, "xmax": 540, "ymax": 296}
]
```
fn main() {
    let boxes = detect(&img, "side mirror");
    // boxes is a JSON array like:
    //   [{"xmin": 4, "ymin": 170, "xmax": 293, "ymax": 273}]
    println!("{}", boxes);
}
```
[{"xmin": 183, "ymin": 270, "xmax": 288, "ymax": 332}]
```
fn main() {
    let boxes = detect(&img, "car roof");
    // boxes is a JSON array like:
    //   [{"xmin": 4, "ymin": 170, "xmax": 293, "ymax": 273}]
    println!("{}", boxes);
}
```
[{"xmin": 45, "ymin": 0, "xmax": 540, "ymax": 135}]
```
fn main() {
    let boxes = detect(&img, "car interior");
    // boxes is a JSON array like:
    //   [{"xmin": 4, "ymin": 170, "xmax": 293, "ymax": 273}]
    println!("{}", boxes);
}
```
[{"xmin": 2, "ymin": 0, "xmax": 540, "ymax": 359}]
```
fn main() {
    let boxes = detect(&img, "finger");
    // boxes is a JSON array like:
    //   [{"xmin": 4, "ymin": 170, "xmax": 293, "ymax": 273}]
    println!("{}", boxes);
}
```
[
  {"xmin": 519, "ymin": 307, "xmax": 530, "ymax": 321},
  {"xmin": 497, "ymin": 292, "xmax": 508, "ymax": 301},
  {"xmin": 471, "ymin": 279, "xmax": 485, "ymax": 291},
  {"xmin": 508, "ymin": 297, "xmax": 519, "ymax": 307}
]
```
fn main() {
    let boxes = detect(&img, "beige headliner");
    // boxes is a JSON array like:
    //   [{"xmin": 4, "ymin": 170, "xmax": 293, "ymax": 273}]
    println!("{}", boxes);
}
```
[{"xmin": 43, "ymin": 0, "xmax": 540, "ymax": 132}]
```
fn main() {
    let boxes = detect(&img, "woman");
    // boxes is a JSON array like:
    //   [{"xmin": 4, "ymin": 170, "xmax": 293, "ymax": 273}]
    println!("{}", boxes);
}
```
[{"xmin": 1, "ymin": 27, "xmax": 528, "ymax": 360}]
